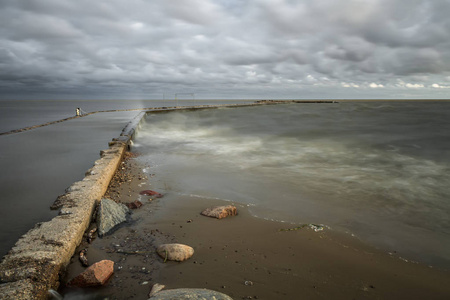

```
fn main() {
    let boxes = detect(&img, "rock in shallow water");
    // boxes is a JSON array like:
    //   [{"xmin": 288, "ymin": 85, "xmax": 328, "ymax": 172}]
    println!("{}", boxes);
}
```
[
  {"xmin": 148, "ymin": 288, "xmax": 233, "ymax": 299},
  {"xmin": 97, "ymin": 198, "xmax": 130, "ymax": 237},
  {"xmin": 156, "ymin": 243, "xmax": 194, "ymax": 262},
  {"xmin": 201, "ymin": 205, "xmax": 237, "ymax": 219},
  {"xmin": 125, "ymin": 200, "xmax": 143, "ymax": 209},
  {"xmin": 68, "ymin": 260, "xmax": 114, "ymax": 287}
]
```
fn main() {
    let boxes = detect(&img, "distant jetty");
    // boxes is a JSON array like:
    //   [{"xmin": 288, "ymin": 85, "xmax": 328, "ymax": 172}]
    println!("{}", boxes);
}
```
[
  {"xmin": 0, "ymin": 100, "xmax": 338, "ymax": 136},
  {"xmin": 255, "ymin": 99, "xmax": 338, "ymax": 103}
]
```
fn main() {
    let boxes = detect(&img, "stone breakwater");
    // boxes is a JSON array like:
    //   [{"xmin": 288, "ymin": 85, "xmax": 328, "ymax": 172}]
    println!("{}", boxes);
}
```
[
  {"xmin": 0, "ymin": 100, "xmax": 337, "ymax": 136},
  {"xmin": 0, "ymin": 111, "xmax": 144, "ymax": 299}
]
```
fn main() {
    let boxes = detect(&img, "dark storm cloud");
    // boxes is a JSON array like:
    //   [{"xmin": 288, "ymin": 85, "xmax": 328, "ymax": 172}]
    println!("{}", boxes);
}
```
[{"xmin": 0, "ymin": 0, "xmax": 450, "ymax": 99}]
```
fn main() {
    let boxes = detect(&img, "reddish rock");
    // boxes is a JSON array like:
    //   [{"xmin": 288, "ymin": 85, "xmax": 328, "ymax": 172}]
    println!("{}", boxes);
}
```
[
  {"xmin": 125, "ymin": 200, "xmax": 143, "ymax": 209},
  {"xmin": 201, "ymin": 205, "xmax": 238, "ymax": 219},
  {"xmin": 139, "ymin": 190, "xmax": 163, "ymax": 198},
  {"xmin": 157, "ymin": 244, "xmax": 194, "ymax": 262},
  {"xmin": 68, "ymin": 260, "xmax": 114, "ymax": 287}
]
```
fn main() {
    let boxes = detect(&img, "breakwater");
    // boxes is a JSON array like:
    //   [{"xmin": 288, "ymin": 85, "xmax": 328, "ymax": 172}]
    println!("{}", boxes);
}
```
[
  {"xmin": 0, "ymin": 110, "xmax": 143, "ymax": 299},
  {"xmin": 0, "ymin": 101, "xmax": 305, "ymax": 299},
  {"xmin": 0, "ymin": 100, "xmax": 335, "ymax": 136},
  {"xmin": 0, "ymin": 100, "xmax": 298, "ymax": 136}
]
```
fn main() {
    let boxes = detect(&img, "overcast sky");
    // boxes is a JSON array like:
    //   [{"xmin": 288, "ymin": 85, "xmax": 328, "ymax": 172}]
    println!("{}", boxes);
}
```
[{"xmin": 1, "ymin": 0, "xmax": 450, "ymax": 100}]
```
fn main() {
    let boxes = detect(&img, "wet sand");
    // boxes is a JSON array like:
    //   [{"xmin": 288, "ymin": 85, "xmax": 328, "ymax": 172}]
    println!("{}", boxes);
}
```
[{"xmin": 61, "ymin": 152, "xmax": 450, "ymax": 300}]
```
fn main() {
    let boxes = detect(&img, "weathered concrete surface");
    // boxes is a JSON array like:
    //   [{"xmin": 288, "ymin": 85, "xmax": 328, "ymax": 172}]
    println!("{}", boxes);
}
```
[
  {"xmin": 0, "ymin": 113, "xmax": 143, "ymax": 299},
  {"xmin": 149, "ymin": 288, "xmax": 233, "ymax": 300},
  {"xmin": 97, "ymin": 198, "xmax": 130, "ymax": 237}
]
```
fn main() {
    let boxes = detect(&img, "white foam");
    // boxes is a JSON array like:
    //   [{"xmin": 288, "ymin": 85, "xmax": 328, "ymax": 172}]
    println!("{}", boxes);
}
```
[{"xmin": 177, "ymin": 192, "xmax": 237, "ymax": 203}]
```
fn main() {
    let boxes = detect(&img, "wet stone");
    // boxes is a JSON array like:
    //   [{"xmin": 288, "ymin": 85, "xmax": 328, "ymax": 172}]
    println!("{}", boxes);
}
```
[
  {"xmin": 156, "ymin": 243, "xmax": 194, "ymax": 262},
  {"xmin": 125, "ymin": 200, "xmax": 143, "ymax": 209},
  {"xmin": 97, "ymin": 198, "xmax": 130, "ymax": 237},
  {"xmin": 149, "ymin": 283, "xmax": 166, "ymax": 297},
  {"xmin": 68, "ymin": 260, "xmax": 114, "ymax": 287},
  {"xmin": 201, "ymin": 205, "xmax": 238, "ymax": 219}
]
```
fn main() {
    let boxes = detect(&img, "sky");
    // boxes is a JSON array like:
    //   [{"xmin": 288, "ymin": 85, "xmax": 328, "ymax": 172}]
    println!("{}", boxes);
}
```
[{"xmin": 1, "ymin": 0, "xmax": 450, "ymax": 100}]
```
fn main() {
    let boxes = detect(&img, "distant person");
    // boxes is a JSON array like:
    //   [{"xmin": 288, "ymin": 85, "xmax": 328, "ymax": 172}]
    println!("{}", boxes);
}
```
[{"xmin": 76, "ymin": 108, "xmax": 80, "ymax": 116}]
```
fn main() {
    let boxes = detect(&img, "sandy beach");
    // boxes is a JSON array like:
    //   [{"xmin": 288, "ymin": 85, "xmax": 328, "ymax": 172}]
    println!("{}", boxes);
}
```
[{"xmin": 60, "ymin": 152, "xmax": 450, "ymax": 300}]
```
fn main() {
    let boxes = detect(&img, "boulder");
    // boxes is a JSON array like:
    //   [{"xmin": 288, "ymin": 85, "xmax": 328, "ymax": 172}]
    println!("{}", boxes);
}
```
[
  {"xmin": 97, "ymin": 198, "xmax": 130, "ymax": 237},
  {"xmin": 201, "ymin": 205, "xmax": 237, "ymax": 219},
  {"xmin": 68, "ymin": 260, "xmax": 114, "ymax": 287},
  {"xmin": 148, "ymin": 288, "xmax": 233, "ymax": 299},
  {"xmin": 156, "ymin": 244, "xmax": 194, "ymax": 262}
]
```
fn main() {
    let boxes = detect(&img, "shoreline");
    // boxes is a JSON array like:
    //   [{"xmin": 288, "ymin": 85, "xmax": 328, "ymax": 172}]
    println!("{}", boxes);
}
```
[{"xmin": 61, "ymin": 150, "xmax": 450, "ymax": 300}]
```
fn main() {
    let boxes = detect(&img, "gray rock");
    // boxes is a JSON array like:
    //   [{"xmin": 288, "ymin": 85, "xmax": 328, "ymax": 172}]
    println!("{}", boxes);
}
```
[
  {"xmin": 156, "ymin": 243, "xmax": 194, "ymax": 262},
  {"xmin": 96, "ymin": 198, "xmax": 130, "ymax": 236},
  {"xmin": 148, "ymin": 288, "xmax": 233, "ymax": 299}
]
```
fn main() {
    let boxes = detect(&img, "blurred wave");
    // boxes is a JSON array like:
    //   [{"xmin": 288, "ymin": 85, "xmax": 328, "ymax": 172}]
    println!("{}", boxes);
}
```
[{"xmin": 135, "ymin": 101, "xmax": 450, "ymax": 269}]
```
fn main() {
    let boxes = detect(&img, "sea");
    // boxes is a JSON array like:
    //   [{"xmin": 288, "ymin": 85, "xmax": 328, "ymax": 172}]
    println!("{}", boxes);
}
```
[
  {"xmin": 133, "ymin": 101, "xmax": 450, "ymax": 270},
  {"xmin": 1, "ymin": 100, "xmax": 449, "ymax": 271}
]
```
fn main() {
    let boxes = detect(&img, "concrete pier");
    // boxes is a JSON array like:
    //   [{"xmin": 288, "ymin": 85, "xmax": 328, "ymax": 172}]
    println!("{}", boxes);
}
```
[{"xmin": 0, "ymin": 111, "xmax": 143, "ymax": 299}]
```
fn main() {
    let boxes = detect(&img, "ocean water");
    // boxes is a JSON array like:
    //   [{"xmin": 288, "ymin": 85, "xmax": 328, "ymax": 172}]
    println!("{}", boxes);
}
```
[
  {"xmin": 0, "ymin": 99, "xmax": 247, "ymax": 258},
  {"xmin": 133, "ymin": 101, "xmax": 450, "ymax": 269}
]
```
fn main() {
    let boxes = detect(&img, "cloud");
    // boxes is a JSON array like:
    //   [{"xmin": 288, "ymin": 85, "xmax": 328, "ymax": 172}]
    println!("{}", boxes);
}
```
[
  {"xmin": 369, "ymin": 83, "xmax": 384, "ymax": 88},
  {"xmin": 0, "ymin": 0, "xmax": 450, "ymax": 99},
  {"xmin": 341, "ymin": 82, "xmax": 360, "ymax": 88},
  {"xmin": 405, "ymin": 83, "xmax": 424, "ymax": 88},
  {"xmin": 432, "ymin": 83, "xmax": 450, "ymax": 89}
]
